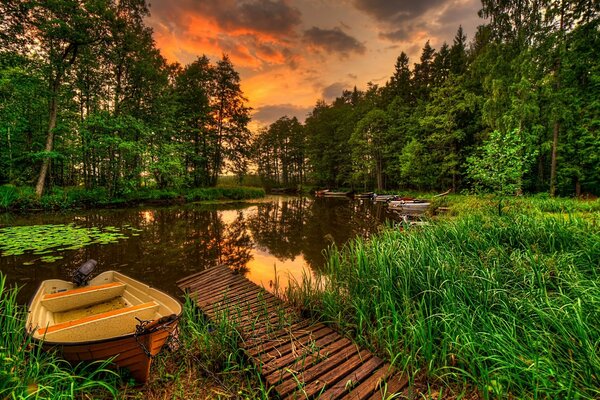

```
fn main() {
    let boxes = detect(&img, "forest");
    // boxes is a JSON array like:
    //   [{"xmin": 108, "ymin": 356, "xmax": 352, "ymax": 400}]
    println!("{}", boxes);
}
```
[
  {"xmin": 0, "ymin": 0, "xmax": 599, "ymax": 200},
  {"xmin": 257, "ymin": 2, "xmax": 600, "ymax": 196}
]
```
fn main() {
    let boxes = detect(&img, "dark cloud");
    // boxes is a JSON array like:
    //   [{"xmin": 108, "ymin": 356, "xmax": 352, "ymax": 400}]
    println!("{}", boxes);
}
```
[
  {"xmin": 303, "ymin": 27, "xmax": 366, "ymax": 56},
  {"xmin": 253, "ymin": 104, "xmax": 312, "ymax": 124},
  {"xmin": 353, "ymin": 0, "xmax": 446, "ymax": 25},
  {"xmin": 322, "ymin": 82, "xmax": 348, "ymax": 101},
  {"xmin": 150, "ymin": 0, "xmax": 302, "ymax": 36},
  {"xmin": 379, "ymin": 27, "xmax": 412, "ymax": 41},
  {"xmin": 352, "ymin": 0, "xmax": 480, "ymax": 44}
]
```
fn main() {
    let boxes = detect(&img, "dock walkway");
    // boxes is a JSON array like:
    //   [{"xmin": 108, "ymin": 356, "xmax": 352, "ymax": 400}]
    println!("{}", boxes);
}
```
[{"xmin": 177, "ymin": 265, "xmax": 409, "ymax": 399}]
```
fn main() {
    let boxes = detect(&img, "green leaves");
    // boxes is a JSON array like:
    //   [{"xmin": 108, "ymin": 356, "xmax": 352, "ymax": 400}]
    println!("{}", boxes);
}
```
[
  {"xmin": 467, "ymin": 129, "xmax": 537, "ymax": 195},
  {"xmin": 0, "ymin": 224, "xmax": 130, "ymax": 264}
]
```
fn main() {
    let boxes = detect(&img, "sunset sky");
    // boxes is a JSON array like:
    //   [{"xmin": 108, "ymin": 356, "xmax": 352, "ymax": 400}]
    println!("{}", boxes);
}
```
[{"xmin": 146, "ymin": 0, "xmax": 483, "ymax": 129}]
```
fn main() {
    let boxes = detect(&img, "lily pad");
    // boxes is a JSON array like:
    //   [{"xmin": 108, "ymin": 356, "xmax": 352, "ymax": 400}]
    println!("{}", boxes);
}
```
[{"xmin": 0, "ymin": 224, "xmax": 132, "ymax": 265}]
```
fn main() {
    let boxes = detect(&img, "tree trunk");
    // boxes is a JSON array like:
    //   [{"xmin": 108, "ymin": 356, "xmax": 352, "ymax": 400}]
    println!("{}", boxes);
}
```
[
  {"xmin": 575, "ymin": 176, "xmax": 581, "ymax": 197},
  {"xmin": 35, "ymin": 82, "xmax": 59, "ymax": 197},
  {"xmin": 549, "ymin": 121, "xmax": 559, "ymax": 197},
  {"xmin": 376, "ymin": 157, "xmax": 383, "ymax": 191},
  {"xmin": 7, "ymin": 126, "xmax": 12, "ymax": 181}
]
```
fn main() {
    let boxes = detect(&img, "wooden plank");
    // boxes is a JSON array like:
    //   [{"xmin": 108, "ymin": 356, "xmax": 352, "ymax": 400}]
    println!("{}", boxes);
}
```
[
  {"xmin": 366, "ymin": 371, "xmax": 409, "ymax": 400},
  {"xmin": 253, "ymin": 325, "xmax": 332, "ymax": 363},
  {"xmin": 187, "ymin": 276, "xmax": 242, "ymax": 303},
  {"xmin": 246, "ymin": 322, "xmax": 327, "ymax": 357},
  {"xmin": 319, "ymin": 355, "xmax": 385, "ymax": 400},
  {"xmin": 185, "ymin": 267, "xmax": 239, "ymax": 290},
  {"xmin": 243, "ymin": 319, "xmax": 313, "ymax": 349},
  {"xmin": 270, "ymin": 336, "xmax": 352, "ymax": 388},
  {"xmin": 275, "ymin": 341, "xmax": 360, "ymax": 397},
  {"xmin": 261, "ymin": 331, "xmax": 340, "ymax": 380},
  {"xmin": 178, "ymin": 265, "xmax": 230, "ymax": 288},
  {"xmin": 291, "ymin": 349, "xmax": 372, "ymax": 399},
  {"xmin": 207, "ymin": 294, "xmax": 281, "ymax": 320},
  {"xmin": 208, "ymin": 289, "xmax": 265, "ymax": 310},
  {"xmin": 339, "ymin": 365, "xmax": 393, "ymax": 400},
  {"xmin": 188, "ymin": 274, "xmax": 246, "ymax": 301}
]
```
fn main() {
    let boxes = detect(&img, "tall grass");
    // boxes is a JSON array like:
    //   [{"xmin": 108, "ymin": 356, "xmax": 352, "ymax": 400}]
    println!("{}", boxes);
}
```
[
  {"xmin": 0, "ymin": 274, "xmax": 120, "ymax": 398},
  {"xmin": 286, "ymin": 210, "xmax": 600, "ymax": 398}
]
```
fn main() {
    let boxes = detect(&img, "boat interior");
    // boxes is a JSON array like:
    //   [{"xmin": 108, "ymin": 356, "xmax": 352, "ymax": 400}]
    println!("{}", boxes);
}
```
[{"xmin": 28, "ymin": 271, "xmax": 181, "ymax": 343}]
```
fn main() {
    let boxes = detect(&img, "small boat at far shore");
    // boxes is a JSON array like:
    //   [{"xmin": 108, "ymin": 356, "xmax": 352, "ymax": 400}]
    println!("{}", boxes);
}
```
[
  {"xmin": 352, "ymin": 192, "xmax": 374, "ymax": 199},
  {"xmin": 315, "ymin": 189, "xmax": 352, "ymax": 197},
  {"xmin": 27, "ymin": 260, "xmax": 181, "ymax": 382},
  {"xmin": 373, "ymin": 194, "xmax": 399, "ymax": 202},
  {"xmin": 388, "ymin": 200, "xmax": 431, "ymax": 214}
]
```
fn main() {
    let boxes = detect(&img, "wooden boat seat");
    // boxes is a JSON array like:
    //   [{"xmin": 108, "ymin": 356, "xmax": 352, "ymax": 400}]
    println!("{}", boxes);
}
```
[
  {"xmin": 41, "ymin": 282, "xmax": 127, "ymax": 312},
  {"xmin": 38, "ymin": 301, "xmax": 160, "ymax": 342}
]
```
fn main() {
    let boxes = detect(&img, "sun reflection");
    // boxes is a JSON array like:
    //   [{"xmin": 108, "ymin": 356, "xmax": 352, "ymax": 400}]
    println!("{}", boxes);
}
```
[
  {"xmin": 140, "ymin": 210, "xmax": 155, "ymax": 224},
  {"xmin": 245, "ymin": 248, "xmax": 314, "ymax": 293}
]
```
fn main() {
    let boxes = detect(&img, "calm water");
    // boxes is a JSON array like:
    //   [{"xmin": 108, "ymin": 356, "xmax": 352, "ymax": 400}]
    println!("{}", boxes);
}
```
[{"xmin": 1, "ymin": 196, "xmax": 398, "ymax": 304}]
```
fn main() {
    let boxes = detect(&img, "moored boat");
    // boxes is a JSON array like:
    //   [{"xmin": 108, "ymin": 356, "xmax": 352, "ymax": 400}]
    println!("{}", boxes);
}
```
[
  {"xmin": 373, "ymin": 194, "xmax": 398, "ymax": 202},
  {"xmin": 388, "ymin": 199, "xmax": 431, "ymax": 213},
  {"xmin": 315, "ymin": 189, "xmax": 352, "ymax": 197},
  {"xmin": 353, "ymin": 192, "xmax": 375, "ymax": 199},
  {"xmin": 27, "ymin": 261, "xmax": 182, "ymax": 382}
]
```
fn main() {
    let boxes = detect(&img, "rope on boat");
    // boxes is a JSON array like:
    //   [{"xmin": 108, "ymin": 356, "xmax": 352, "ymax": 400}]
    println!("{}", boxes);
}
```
[{"xmin": 134, "ymin": 314, "xmax": 179, "ymax": 358}]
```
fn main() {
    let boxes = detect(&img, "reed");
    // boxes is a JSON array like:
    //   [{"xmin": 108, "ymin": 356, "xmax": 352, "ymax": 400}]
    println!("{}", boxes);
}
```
[
  {"xmin": 286, "ymin": 207, "xmax": 600, "ymax": 398},
  {"xmin": 0, "ymin": 274, "xmax": 120, "ymax": 398}
]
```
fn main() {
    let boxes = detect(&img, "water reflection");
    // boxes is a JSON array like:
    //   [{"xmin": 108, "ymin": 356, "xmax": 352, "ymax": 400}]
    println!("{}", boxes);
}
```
[{"xmin": 1, "ymin": 197, "xmax": 394, "ymax": 304}]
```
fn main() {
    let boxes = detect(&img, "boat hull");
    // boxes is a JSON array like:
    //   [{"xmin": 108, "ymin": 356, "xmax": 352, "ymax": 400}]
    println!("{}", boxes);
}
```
[
  {"xmin": 388, "ymin": 201, "xmax": 430, "ymax": 213},
  {"xmin": 39, "ymin": 317, "xmax": 177, "ymax": 382}
]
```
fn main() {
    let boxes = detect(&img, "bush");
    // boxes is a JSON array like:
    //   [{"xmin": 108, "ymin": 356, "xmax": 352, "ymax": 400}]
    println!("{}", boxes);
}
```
[{"xmin": 0, "ymin": 185, "xmax": 19, "ymax": 210}]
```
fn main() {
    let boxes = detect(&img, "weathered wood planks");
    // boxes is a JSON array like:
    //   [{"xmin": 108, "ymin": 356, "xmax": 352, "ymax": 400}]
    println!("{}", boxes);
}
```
[{"xmin": 178, "ymin": 265, "xmax": 408, "ymax": 399}]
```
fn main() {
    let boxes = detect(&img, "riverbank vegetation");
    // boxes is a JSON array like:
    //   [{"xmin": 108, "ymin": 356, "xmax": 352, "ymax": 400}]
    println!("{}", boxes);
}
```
[
  {"xmin": 285, "ymin": 198, "xmax": 600, "ymax": 399},
  {"xmin": 0, "ymin": 185, "xmax": 264, "ymax": 211}
]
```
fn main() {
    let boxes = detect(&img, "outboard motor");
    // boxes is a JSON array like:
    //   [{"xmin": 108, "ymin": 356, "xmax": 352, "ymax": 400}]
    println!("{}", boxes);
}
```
[{"xmin": 72, "ymin": 259, "xmax": 97, "ymax": 287}]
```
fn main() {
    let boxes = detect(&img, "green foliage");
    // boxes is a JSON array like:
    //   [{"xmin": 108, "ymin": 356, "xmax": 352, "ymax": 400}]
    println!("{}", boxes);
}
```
[
  {"xmin": 286, "ymin": 206, "xmax": 600, "ymax": 398},
  {"xmin": 0, "ymin": 273, "xmax": 121, "ymax": 397},
  {"xmin": 467, "ymin": 129, "xmax": 537, "ymax": 195}
]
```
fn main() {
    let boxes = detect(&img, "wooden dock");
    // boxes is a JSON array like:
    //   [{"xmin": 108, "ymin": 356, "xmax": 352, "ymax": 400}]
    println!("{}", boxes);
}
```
[{"xmin": 177, "ymin": 265, "xmax": 409, "ymax": 399}]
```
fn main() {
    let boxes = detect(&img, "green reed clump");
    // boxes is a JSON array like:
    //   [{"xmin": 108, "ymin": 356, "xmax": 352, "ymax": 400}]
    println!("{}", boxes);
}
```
[
  {"xmin": 287, "ymin": 210, "xmax": 600, "ymax": 399},
  {"xmin": 174, "ymin": 295, "xmax": 275, "ymax": 399},
  {"xmin": 0, "ymin": 274, "xmax": 120, "ymax": 398}
]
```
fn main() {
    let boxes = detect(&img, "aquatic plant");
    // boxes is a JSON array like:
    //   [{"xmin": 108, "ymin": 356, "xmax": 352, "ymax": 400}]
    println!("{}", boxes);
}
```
[
  {"xmin": 0, "ymin": 224, "xmax": 130, "ymax": 263},
  {"xmin": 286, "ymin": 209, "xmax": 600, "ymax": 398}
]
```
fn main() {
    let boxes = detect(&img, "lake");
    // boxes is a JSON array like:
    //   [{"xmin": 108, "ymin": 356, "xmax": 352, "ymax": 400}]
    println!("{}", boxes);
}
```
[{"xmin": 1, "ymin": 195, "xmax": 400, "ymax": 304}]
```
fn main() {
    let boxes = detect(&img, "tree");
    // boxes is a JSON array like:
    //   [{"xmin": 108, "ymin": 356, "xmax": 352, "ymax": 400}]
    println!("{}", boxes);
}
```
[
  {"xmin": 413, "ymin": 41, "xmax": 436, "ymax": 100},
  {"xmin": 384, "ymin": 52, "xmax": 412, "ymax": 105},
  {"xmin": 14, "ymin": 0, "xmax": 115, "ymax": 196},
  {"xmin": 210, "ymin": 55, "xmax": 252, "ymax": 185},
  {"xmin": 174, "ymin": 56, "xmax": 213, "ymax": 186},
  {"xmin": 349, "ymin": 109, "xmax": 389, "ymax": 190},
  {"xmin": 467, "ymin": 129, "xmax": 537, "ymax": 199}
]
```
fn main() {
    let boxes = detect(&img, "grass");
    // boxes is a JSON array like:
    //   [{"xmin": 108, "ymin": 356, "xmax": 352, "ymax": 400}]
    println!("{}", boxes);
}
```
[
  {"xmin": 0, "ymin": 273, "xmax": 121, "ymax": 398},
  {"xmin": 285, "ymin": 201, "xmax": 600, "ymax": 399}
]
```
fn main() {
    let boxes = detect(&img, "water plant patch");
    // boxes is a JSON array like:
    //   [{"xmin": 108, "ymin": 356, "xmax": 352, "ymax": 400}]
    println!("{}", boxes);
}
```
[{"xmin": 0, "ymin": 224, "xmax": 131, "ymax": 263}]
